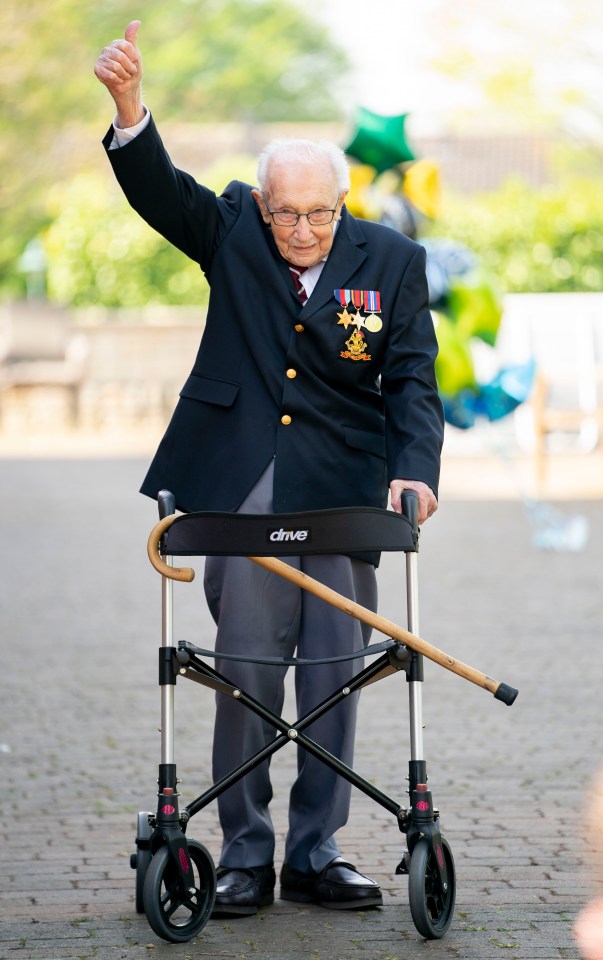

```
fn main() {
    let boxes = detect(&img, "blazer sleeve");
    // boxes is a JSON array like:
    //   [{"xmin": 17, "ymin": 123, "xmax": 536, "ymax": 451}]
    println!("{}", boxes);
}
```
[
  {"xmin": 102, "ymin": 116, "xmax": 239, "ymax": 273},
  {"xmin": 380, "ymin": 244, "xmax": 445, "ymax": 497}
]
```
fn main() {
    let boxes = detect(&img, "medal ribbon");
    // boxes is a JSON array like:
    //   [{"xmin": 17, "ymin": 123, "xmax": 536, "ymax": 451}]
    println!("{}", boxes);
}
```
[
  {"xmin": 364, "ymin": 290, "xmax": 381, "ymax": 312},
  {"xmin": 335, "ymin": 289, "xmax": 351, "ymax": 307}
]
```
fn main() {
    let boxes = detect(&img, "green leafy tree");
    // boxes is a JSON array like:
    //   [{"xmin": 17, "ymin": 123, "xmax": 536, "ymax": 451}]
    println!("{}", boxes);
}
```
[
  {"xmin": 44, "ymin": 154, "xmax": 258, "ymax": 307},
  {"xmin": 44, "ymin": 173, "xmax": 210, "ymax": 308},
  {"xmin": 0, "ymin": 0, "xmax": 348, "ymax": 299}
]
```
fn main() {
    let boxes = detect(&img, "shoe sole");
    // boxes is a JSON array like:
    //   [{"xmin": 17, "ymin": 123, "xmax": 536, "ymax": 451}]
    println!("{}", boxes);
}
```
[
  {"xmin": 318, "ymin": 895, "xmax": 383, "ymax": 910},
  {"xmin": 280, "ymin": 889, "xmax": 382, "ymax": 910},
  {"xmin": 280, "ymin": 888, "xmax": 315, "ymax": 904},
  {"xmin": 211, "ymin": 891, "xmax": 274, "ymax": 918}
]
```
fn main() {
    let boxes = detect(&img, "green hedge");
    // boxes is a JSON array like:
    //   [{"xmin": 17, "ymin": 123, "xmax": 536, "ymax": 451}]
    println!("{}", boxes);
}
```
[
  {"xmin": 44, "ymin": 154, "xmax": 260, "ymax": 308},
  {"xmin": 427, "ymin": 176, "xmax": 603, "ymax": 294},
  {"xmin": 44, "ymin": 173, "xmax": 210, "ymax": 308},
  {"xmin": 40, "ymin": 169, "xmax": 603, "ymax": 308}
]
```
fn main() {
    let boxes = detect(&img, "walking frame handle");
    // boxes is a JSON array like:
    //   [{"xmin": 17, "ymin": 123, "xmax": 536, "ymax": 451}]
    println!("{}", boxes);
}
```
[{"xmin": 147, "ymin": 514, "xmax": 518, "ymax": 706}]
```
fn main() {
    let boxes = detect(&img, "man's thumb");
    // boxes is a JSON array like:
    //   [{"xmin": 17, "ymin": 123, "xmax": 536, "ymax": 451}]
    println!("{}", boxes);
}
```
[{"xmin": 125, "ymin": 20, "xmax": 140, "ymax": 47}]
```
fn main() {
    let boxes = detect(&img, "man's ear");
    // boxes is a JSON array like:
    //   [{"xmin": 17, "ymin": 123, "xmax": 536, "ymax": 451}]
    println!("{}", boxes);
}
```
[
  {"xmin": 251, "ymin": 189, "xmax": 271, "ymax": 224},
  {"xmin": 335, "ymin": 189, "xmax": 349, "ymax": 219}
]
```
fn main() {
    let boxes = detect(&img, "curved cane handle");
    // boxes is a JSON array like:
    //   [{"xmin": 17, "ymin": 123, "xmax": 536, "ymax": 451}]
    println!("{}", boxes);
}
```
[{"xmin": 147, "ymin": 515, "xmax": 195, "ymax": 582}]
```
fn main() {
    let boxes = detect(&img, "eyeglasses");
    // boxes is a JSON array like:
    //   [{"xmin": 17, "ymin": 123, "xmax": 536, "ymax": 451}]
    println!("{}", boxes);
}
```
[{"xmin": 262, "ymin": 195, "xmax": 338, "ymax": 227}]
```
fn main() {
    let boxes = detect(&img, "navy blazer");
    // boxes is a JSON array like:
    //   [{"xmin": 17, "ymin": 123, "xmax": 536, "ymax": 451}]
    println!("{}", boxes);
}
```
[{"xmin": 104, "ymin": 118, "xmax": 444, "ymax": 515}]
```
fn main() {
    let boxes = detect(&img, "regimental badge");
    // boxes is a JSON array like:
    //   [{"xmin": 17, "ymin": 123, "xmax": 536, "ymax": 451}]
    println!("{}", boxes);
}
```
[{"xmin": 340, "ymin": 329, "xmax": 371, "ymax": 361}]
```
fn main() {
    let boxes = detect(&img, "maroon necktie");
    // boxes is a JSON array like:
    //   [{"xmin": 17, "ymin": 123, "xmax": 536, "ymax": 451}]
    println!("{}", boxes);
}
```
[{"xmin": 287, "ymin": 265, "xmax": 308, "ymax": 304}]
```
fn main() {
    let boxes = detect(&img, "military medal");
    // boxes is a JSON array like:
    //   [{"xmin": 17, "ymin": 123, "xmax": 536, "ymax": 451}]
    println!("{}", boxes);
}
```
[
  {"xmin": 334, "ymin": 289, "xmax": 382, "ymax": 360},
  {"xmin": 351, "ymin": 289, "xmax": 365, "ymax": 328},
  {"xmin": 363, "ymin": 290, "xmax": 383, "ymax": 332},
  {"xmin": 335, "ymin": 289, "xmax": 354, "ymax": 328}
]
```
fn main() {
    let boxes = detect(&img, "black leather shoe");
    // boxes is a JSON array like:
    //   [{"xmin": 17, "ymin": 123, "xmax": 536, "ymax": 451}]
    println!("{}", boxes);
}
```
[
  {"xmin": 211, "ymin": 865, "xmax": 275, "ymax": 917},
  {"xmin": 280, "ymin": 857, "xmax": 382, "ymax": 910}
]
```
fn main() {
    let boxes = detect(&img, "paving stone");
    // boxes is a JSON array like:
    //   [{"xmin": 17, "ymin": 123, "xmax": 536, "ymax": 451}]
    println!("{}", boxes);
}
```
[{"xmin": 0, "ymin": 458, "xmax": 599, "ymax": 959}]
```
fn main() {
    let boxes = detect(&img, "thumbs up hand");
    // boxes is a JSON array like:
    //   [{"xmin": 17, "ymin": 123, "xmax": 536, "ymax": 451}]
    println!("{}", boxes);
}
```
[
  {"xmin": 124, "ymin": 20, "xmax": 141, "ymax": 49},
  {"xmin": 94, "ymin": 21, "xmax": 145, "ymax": 128}
]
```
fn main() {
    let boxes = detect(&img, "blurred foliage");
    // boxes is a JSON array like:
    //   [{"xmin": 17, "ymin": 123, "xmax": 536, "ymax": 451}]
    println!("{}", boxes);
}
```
[
  {"xmin": 0, "ymin": 0, "xmax": 348, "ymax": 300},
  {"xmin": 38, "ymin": 165, "xmax": 603, "ymax": 307},
  {"xmin": 44, "ymin": 174, "xmax": 210, "ymax": 308},
  {"xmin": 44, "ymin": 153, "xmax": 259, "ymax": 307},
  {"xmin": 426, "ymin": 175, "xmax": 603, "ymax": 294},
  {"xmin": 146, "ymin": 1, "xmax": 347, "ymax": 122},
  {"xmin": 5, "ymin": 0, "xmax": 603, "ymax": 308},
  {"xmin": 427, "ymin": 3, "xmax": 603, "ymax": 139}
]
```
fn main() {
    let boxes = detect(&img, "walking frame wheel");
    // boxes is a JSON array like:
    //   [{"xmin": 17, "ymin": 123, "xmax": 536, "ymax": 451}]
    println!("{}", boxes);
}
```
[
  {"xmin": 408, "ymin": 836, "xmax": 456, "ymax": 939},
  {"xmin": 130, "ymin": 811, "xmax": 153, "ymax": 914},
  {"xmin": 142, "ymin": 839, "xmax": 216, "ymax": 943}
]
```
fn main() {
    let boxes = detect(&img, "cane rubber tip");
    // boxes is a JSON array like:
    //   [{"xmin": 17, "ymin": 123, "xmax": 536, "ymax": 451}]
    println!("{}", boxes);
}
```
[{"xmin": 494, "ymin": 682, "xmax": 519, "ymax": 706}]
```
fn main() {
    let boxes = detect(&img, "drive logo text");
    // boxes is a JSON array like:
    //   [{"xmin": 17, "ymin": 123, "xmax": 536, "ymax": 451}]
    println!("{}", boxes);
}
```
[{"xmin": 267, "ymin": 527, "xmax": 311, "ymax": 543}]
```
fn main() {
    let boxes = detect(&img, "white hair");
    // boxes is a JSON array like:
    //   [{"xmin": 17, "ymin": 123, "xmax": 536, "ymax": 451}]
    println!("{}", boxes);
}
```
[{"xmin": 256, "ymin": 138, "xmax": 350, "ymax": 195}]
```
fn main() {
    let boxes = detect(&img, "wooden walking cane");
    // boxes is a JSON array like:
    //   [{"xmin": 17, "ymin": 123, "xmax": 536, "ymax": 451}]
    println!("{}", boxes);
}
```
[{"xmin": 147, "ymin": 516, "xmax": 518, "ymax": 706}]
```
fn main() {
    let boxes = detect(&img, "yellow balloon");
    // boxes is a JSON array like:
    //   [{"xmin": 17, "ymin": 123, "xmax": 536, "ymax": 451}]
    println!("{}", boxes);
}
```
[
  {"xmin": 346, "ymin": 164, "xmax": 381, "ymax": 219},
  {"xmin": 402, "ymin": 159, "xmax": 441, "ymax": 220}
]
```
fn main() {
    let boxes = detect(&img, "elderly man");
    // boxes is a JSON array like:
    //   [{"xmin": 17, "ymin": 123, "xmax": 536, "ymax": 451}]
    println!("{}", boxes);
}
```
[{"xmin": 95, "ymin": 21, "xmax": 444, "ymax": 918}]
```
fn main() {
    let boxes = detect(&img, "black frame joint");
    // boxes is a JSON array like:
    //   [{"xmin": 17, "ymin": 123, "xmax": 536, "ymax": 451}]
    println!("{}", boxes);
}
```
[{"xmin": 158, "ymin": 647, "xmax": 179, "ymax": 685}]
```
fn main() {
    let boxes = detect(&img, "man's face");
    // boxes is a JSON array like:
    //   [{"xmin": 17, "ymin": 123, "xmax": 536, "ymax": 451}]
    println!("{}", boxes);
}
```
[{"xmin": 252, "ymin": 160, "xmax": 347, "ymax": 268}]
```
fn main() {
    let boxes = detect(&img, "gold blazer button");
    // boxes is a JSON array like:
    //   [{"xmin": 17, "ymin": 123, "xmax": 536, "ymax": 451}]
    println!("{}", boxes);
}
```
[
  {"xmin": 286, "ymin": 368, "xmax": 297, "ymax": 379},
  {"xmin": 281, "ymin": 414, "xmax": 292, "ymax": 425}
]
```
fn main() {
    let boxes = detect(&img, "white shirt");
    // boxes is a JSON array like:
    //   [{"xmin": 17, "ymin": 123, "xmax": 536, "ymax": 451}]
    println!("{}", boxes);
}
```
[{"xmin": 110, "ymin": 107, "xmax": 151, "ymax": 148}]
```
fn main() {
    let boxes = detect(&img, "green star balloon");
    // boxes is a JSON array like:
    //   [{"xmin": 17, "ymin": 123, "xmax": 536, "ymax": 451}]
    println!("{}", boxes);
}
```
[{"xmin": 345, "ymin": 107, "xmax": 416, "ymax": 173}]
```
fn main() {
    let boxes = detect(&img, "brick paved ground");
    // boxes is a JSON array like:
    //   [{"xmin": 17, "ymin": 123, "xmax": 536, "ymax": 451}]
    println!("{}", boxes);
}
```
[{"xmin": 1, "ymin": 457, "xmax": 601, "ymax": 959}]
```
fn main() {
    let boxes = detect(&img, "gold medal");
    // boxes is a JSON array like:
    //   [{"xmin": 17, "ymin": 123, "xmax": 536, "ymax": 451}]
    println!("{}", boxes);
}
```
[
  {"xmin": 335, "ymin": 289, "xmax": 382, "ymax": 342},
  {"xmin": 364, "ymin": 313, "xmax": 383, "ymax": 333},
  {"xmin": 337, "ymin": 307, "xmax": 354, "ymax": 329}
]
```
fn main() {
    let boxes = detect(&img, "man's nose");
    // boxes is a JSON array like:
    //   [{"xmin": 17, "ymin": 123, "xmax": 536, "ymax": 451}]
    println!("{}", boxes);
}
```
[{"xmin": 293, "ymin": 216, "xmax": 313, "ymax": 239}]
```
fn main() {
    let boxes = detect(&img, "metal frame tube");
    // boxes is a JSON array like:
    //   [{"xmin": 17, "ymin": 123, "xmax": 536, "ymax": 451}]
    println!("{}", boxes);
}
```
[
  {"xmin": 160, "ymin": 557, "xmax": 175, "ymax": 766},
  {"xmin": 406, "ymin": 552, "xmax": 424, "ymax": 762}
]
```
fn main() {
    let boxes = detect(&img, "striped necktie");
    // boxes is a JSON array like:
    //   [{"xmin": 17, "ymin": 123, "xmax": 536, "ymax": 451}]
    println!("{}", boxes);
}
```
[{"xmin": 287, "ymin": 265, "xmax": 308, "ymax": 304}]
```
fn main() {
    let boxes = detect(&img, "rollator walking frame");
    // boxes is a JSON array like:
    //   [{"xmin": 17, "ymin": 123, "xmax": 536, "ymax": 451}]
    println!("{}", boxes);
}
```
[{"xmin": 132, "ymin": 489, "xmax": 518, "ymax": 943}]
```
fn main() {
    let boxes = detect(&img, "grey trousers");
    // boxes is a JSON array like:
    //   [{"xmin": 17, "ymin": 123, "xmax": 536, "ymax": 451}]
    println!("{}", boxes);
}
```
[{"xmin": 203, "ymin": 461, "xmax": 377, "ymax": 873}]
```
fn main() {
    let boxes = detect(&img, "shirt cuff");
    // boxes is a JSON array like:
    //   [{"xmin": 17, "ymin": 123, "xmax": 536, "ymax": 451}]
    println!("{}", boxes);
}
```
[{"xmin": 109, "ymin": 106, "xmax": 150, "ymax": 150}]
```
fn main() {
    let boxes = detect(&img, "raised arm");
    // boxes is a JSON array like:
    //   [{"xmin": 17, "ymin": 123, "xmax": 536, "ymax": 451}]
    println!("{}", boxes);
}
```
[
  {"xmin": 94, "ymin": 21, "xmax": 224, "ymax": 271},
  {"xmin": 94, "ymin": 20, "xmax": 145, "ymax": 129}
]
